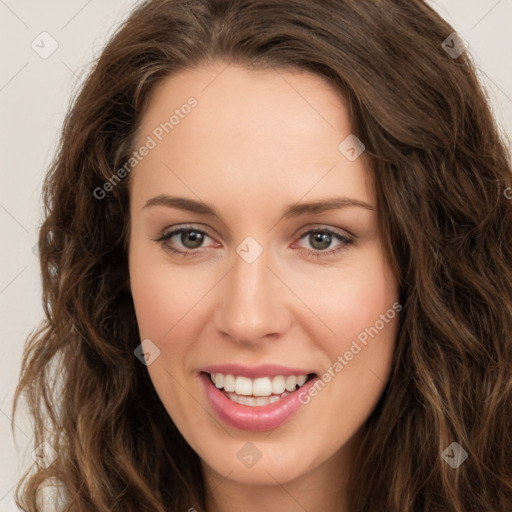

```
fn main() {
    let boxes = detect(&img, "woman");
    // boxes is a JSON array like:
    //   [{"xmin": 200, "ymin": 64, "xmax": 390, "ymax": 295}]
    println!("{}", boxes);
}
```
[{"xmin": 13, "ymin": 0, "xmax": 512, "ymax": 510}]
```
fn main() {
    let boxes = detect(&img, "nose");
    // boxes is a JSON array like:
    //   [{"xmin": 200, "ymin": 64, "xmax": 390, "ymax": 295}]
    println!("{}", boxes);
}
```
[{"xmin": 213, "ymin": 246, "xmax": 292, "ymax": 345}]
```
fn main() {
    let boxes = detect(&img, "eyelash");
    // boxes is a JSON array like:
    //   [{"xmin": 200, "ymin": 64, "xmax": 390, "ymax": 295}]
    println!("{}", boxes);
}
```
[{"xmin": 154, "ymin": 225, "xmax": 354, "ymax": 259}]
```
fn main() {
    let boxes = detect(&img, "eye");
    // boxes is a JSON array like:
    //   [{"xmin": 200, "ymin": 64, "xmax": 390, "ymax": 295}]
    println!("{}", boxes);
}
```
[
  {"xmin": 294, "ymin": 228, "xmax": 354, "ymax": 258},
  {"xmin": 154, "ymin": 225, "xmax": 354, "ymax": 259},
  {"xmin": 154, "ymin": 226, "xmax": 216, "ymax": 257}
]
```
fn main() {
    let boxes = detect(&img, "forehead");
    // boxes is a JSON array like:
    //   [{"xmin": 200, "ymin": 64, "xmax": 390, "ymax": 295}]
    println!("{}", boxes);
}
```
[{"xmin": 130, "ymin": 64, "xmax": 374, "ymax": 210}]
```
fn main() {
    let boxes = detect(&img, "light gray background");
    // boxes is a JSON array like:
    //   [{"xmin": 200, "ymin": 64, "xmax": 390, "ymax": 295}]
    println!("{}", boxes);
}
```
[{"xmin": 1, "ymin": 1, "xmax": 511, "ymax": 510}]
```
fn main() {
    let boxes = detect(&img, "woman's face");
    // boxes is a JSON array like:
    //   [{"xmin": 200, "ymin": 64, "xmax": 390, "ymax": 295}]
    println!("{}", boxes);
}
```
[{"xmin": 128, "ymin": 64, "xmax": 400, "ymax": 491}]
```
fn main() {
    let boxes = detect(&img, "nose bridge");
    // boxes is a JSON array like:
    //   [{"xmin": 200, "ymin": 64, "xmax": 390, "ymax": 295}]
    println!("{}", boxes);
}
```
[{"xmin": 214, "ymin": 243, "xmax": 289, "ymax": 343}]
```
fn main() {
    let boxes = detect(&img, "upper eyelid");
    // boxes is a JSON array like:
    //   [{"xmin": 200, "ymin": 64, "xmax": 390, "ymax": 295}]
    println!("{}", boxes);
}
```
[
  {"xmin": 297, "ymin": 226, "xmax": 354, "ymax": 239},
  {"xmin": 160, "ymin": 225, "xmax": 216, "ymax": 241}
]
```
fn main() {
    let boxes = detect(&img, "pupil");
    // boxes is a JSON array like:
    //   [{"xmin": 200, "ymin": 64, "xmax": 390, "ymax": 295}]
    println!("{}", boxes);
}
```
[
  {"xmin": 182, "ymin": 230, "xmax": 203, "ymax": 249},
  {"xmin": 311, "ymin": 231, "xmax": 331, "ymax": 250}
]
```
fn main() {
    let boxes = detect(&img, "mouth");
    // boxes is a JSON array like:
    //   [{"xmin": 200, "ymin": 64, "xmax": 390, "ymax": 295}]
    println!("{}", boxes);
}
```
[
  {"xmin": 203, "ymin": 371, "xmax": 317, "ymax": 407},
  {"xmin": 199, "ymin": 371, "xmax": 319, "ymax": 431}
]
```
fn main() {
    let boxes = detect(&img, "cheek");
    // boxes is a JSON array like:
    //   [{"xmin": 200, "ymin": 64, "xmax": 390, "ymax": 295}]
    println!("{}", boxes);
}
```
[
  {"xmin": 297, "ymin": 246, "xmax": 399, "ymax": 416},
  {"xmin": 128, "ymin": 242, "xmax": 211, "ymax": 339},
  {"xmin": 128, "ymin": 250, "xmax": 205, "ymax": 420},
  {"xmin": 130, "ymin": 269, "xmax": 184, "ymax": 336},
  {"xmin": 128, "ymin": 246, "xmax": 204, "ymax": 405},
  {"xmin": 316, "ymin": 261, "xmax": 399, "ymax": 431},
  {"xmin": 293, "ymin": 246, "xmax": 399, "ymax": 349}
]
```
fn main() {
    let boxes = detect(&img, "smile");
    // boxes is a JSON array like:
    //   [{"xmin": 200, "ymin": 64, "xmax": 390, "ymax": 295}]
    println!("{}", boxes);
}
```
[
  {"xmin": 200, "ymin": 371, "xmax": 319, "ymax": 431},
  {"xmin": 208, "ymin": 372, "xmax": 314, "ymax": 406}
]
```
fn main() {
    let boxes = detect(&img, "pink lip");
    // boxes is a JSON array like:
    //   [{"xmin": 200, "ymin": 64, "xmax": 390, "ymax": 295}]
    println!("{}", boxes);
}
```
[
  {"xmin": 199, "ymin": 363, "xmax": 316, "ymax": 379},
  {"xmin": 200, "ymin": 372, "xmax": 319, "ymax": 431}
]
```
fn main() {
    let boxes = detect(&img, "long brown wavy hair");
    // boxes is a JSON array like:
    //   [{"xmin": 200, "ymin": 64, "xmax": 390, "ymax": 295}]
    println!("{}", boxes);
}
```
[{"xmin": 13, "ymin": 0, "xmax": 512, "ymax": 510}]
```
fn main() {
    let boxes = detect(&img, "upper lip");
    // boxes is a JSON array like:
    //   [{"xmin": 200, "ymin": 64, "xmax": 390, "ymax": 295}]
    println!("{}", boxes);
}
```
[{"xmin": 199, "ymin": 363, "xmax": 317, "ymax": 379}]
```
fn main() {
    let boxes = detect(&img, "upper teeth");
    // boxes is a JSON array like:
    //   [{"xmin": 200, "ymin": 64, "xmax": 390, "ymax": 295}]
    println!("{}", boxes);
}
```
[{"xmin": 210, "ymin": 373, "xmax": 309, "ymax": 396}]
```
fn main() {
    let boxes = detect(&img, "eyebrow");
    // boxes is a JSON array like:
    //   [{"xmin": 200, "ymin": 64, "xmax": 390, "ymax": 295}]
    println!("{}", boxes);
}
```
[{"xmin": 143, "ymin": 194, "xmax": 376, "ymax": 221}]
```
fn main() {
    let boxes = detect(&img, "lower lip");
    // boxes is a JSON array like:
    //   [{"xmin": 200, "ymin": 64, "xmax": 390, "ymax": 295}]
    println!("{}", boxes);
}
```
[{"xmin": 200, "ymin": 372, "xmax": 318, "ymax": 432}]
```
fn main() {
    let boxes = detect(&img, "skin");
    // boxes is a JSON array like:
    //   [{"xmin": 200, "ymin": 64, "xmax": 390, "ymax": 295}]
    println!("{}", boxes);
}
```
[{"xmin": 128, "ymin": 63, "xmax": 400, "ymax": 512}]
